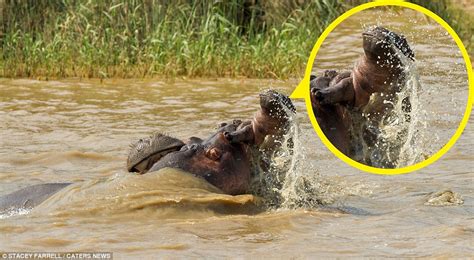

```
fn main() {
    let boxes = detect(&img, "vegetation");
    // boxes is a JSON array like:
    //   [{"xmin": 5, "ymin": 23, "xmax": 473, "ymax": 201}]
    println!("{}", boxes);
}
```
[{"xmin": 0, "ymin": 0, "xmax": 472, "ymax": 79}]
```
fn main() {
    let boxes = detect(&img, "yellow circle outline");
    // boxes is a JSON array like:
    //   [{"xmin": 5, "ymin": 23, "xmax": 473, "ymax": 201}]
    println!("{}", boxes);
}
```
[{"xmin": 298, "ymin": 0, "xmax": 473, "ymax": 174}]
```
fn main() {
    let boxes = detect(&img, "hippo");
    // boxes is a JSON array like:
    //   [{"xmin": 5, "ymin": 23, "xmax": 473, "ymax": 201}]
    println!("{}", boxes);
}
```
[
  {"xmin": 0, "ymin": 90, "xmax": 295, "ymax": 213},
  {"xmin": 310, "ymin": 26, "xmax": 415, "ymax": 166},
  {"xmin": 310, "ymin": 70, "xmax": 353, "ymax": 155},
  {"xmin": 127, "ymin": 90, "xmax": 296, "ymax": 195}
]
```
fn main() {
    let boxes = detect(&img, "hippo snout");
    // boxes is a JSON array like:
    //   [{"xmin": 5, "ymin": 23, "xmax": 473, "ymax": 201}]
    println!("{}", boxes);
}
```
[
  {"xmin": 312, "ymin": 88, "xmax": 331, "ymax": 105},
  {"xmin": 362, "ymin": 26, "xmax": 415, "ymax": 62},
  {"xmin": 314, "ymin": 90, "xmax": 325, "ymax": 102},
  {"xmin": 259, "ymin": 89, "xmax": 296, "ymax": 117},
  {"xmin": 223, "ymin": 131, "xmax": 232, "ymax": 142}
]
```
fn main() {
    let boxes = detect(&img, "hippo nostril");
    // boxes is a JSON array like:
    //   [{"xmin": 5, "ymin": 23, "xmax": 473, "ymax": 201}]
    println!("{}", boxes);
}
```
[
  {"xmin": 315, "ymin": 91, "xmax": 329, "ymax": 103},
  {"xmin": 313, "ymin": 90, "xmax": 324, "ymax": 100},
  {"xmin": 223, "ymin": 131, "xmax": 232, "ymax": 141}
]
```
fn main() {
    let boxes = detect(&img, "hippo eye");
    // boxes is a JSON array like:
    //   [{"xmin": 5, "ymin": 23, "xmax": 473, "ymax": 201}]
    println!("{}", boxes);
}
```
[{"xmin": 205, "ymin": 147, "xmax": 221, "ymax": 161}]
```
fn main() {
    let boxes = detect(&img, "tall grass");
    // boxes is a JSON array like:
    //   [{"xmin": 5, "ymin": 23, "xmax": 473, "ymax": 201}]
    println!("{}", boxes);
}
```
[
  {"xmin": 0, "ymin": 0, "xmax": 472, "ymax": 79},
  {"xmin": 0, "ymin": 0, "xmax": 343, "ymax": 79}
]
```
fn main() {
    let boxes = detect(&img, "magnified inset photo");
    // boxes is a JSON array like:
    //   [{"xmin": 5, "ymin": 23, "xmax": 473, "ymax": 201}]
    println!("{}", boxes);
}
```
[{"xmin": 309, "ymin": 7, "xmax": 469, "ymax": 169}]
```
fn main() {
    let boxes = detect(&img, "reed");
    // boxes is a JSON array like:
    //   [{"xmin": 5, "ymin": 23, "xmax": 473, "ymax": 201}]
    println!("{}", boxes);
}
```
[{"xmin": 0, "ymin": 0, "xmax": 471, "ymax": 79}]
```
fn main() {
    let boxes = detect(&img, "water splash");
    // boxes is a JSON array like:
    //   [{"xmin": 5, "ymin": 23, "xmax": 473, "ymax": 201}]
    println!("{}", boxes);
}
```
[
  {"xmin": 249, "ymin": 104, "xmax": 372, "ymax": 209},
  {"xmin": 349, "ymin": 47, "xmax": 430, "ymax": 168},
  {"xmin": 0, "ymin": 207, "xmax": 31, "ymax": 219}
]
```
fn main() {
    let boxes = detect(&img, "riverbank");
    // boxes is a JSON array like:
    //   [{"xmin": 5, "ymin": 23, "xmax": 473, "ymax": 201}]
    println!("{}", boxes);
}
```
[{"xmin": 1, "ymin": 0, "xmax": 472, "ymax": 79}]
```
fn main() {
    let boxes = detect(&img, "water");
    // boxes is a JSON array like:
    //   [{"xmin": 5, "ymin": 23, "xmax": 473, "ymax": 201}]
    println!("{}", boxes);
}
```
[{"xmin": 1, "ymin": 9, "xmax": 472, "ymax": 258}]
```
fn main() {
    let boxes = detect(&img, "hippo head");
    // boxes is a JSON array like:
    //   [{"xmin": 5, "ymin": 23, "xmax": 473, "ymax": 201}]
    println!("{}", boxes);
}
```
[
  {"xmin": 310, "ymin": 77, "xmax": 329, "ymax": 109},
  {"xmin": 309, "ymin": 70, "xmax": 352, "ymax": 109},
  {"xmin": 362, "ymin": 26, "xmax": 415, "ymax": 66},
  {"xmin": 127, "ymin": 90, "xmax": 295, "ymax": 195},
  {"xmin": 259, "ymin": 89, "xmax": 296, "ymax": 119},
  {"xmin": 127, "ymin": 122, "xmax": 251, "ymax": 195}
]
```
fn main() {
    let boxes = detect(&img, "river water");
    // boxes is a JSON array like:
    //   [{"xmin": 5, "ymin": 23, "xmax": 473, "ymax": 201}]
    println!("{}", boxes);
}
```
[{"xmin": 0, "ymin": 8, "xmax": 472, "ymax": 259}]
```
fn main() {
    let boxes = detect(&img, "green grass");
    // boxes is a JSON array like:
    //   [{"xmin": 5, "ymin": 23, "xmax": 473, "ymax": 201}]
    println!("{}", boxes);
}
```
[
  {"xmin": 0, "ymin": 0, "xmax": 472, "ymax": 79},
  {"xmin": 0, "ymin": 0, "xmax": 343, "ymax": 79}
]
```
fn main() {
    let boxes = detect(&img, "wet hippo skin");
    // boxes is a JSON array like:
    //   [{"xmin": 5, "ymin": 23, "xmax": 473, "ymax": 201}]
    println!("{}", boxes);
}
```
[
  {"xmin": 310, "ymin": 26, "xmax": 414, "ymax": 159},
  {"xmin": 0, "ymin": 183, "xmax": 71, "ymax": 213},
  {"xmin": 0, "ymin": 90, "xmax": 295, "ymax": 212},
  {"xmin": 128, "ymin": 90, "xmax": 296, "ymax": 195}
]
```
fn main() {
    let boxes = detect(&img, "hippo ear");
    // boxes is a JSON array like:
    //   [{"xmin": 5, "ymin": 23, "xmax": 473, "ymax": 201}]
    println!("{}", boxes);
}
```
[{"xmin": 205, "ymin": 147, "xmax": 222, "ymax": 161}]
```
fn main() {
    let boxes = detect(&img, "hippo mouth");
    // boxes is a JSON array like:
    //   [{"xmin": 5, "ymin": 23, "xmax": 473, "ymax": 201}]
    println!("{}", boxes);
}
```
[
  {"xmin": 127, "ymin": 90, "xmax": 296, "ymax": 195},
  {"xmin": 362, "ymin": 26, "xmax": 415, "ymax": 61},
  {"xmin": 259, "ymin": 89, "xmax": 296, "ymax": 118}
]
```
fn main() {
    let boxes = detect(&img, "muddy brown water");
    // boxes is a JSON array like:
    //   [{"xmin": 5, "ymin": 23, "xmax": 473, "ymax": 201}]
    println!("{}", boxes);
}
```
[{"xmin": 1, "ymin": 9, "xmax": 473, "ymax": 259}]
